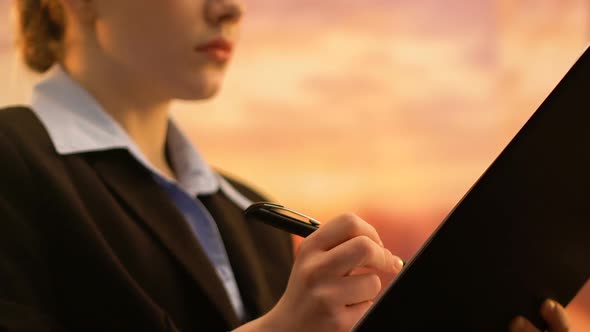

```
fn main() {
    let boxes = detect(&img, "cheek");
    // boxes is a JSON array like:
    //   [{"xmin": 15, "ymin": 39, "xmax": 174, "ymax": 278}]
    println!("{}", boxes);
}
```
[
  {"xmin": 94, "ymin": 0, "xmax": 200, "ymax": 72},
  {"xmin": 95, "ymin": 16, "xmax": 180, "ymax": 70}
]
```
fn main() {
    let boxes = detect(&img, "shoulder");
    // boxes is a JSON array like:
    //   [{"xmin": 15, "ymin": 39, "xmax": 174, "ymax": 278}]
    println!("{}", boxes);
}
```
[
  {"xmin": 0, "ymin": 107, "xmax": 40, "ymax": 210},
  {"xmin": 0, "ymin": 106, "xmax": 55, "ymax": 157},
  {"xmin": 0, "ymin": 106, "xmax": 63, "ymax": 198},
  {"xmin": 0, "ymin": 106, "xmax": 41, "ymax": 132},
  {"xmin": 0, "ymin": 106, "xmax": 41, "ymax": 161}
]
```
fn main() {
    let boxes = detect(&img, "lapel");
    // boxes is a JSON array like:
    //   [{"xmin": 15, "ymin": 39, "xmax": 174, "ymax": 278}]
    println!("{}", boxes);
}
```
[
  {"xmin": 87, "ymin": 150, "xmax": 240, "ymax": 327},
  {"xmin": 200, "ymin": 192, "xmax": 276, "ymax": 317}
]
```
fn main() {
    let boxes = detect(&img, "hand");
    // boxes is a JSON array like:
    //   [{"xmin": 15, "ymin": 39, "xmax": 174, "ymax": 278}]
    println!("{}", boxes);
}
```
[
  {"xmin": 235, "ymin": 213, "xmax": 403, "ymax": 332},
  {"xmin": 509, "ymin": 299, "xmax": 570, "ymax": 332}
]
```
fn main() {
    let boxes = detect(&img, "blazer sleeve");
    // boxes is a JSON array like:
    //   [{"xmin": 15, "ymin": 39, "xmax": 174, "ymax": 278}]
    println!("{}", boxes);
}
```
[{"xmin": 0, "ymin": 131, "xmax": 65, "ymax": 331}]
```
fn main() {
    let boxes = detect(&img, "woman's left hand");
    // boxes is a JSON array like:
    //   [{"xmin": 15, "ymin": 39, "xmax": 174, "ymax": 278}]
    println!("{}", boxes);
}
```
[{"xmin": 509, "ymin": 299, "xmax": 569, "ymax": 332}]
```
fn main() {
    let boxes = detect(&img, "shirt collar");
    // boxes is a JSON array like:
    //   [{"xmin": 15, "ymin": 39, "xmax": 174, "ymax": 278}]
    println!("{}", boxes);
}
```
[{"xmin": 30, "ymin": 65, "xmax": 220, "ymax": 196}]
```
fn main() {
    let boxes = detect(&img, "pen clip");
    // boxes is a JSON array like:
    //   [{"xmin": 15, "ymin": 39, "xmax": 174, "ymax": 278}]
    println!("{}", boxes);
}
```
[{"xmin": 260, "ymin": 202, "xmax": 321, "ymax": 227}]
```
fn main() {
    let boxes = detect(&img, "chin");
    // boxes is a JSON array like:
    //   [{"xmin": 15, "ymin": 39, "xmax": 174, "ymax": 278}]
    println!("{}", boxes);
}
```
[{"xmin": 175, "ymin": 78, "xmax": 223, "ymax": 101}]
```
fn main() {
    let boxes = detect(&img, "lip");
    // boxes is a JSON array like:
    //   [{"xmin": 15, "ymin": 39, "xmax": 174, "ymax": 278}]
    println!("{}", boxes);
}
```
[{"xmin": 195, "ymin": 38, "xmax": 233, "ymax": 62}]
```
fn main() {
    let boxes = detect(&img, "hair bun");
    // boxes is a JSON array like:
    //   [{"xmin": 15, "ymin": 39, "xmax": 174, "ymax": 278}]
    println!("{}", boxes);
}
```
[{"xmin": 16, "ymin": 0, "xmax": 65, "ymax": 73}]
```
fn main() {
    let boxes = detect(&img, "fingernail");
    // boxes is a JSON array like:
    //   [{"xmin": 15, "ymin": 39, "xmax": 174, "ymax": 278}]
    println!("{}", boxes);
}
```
[
  {"xmin": 393, "ymin": 256, "xmax": 404, "ymax": 272},
  {"xmin": 509, "ymin": 317, "xmax": 524, "ymax": 331},
  {"xmin": 544, "ymin": 299, "xmax": 556, "ymax": 311}
]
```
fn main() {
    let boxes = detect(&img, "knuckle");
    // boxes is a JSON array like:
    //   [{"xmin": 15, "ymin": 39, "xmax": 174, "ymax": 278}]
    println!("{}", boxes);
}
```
[
  {"xmin": 297, "ymin": 259, "xmax": 321, "ymax": 286},
  {"xmin": 368, "ymin": 223, "xmax": 378, "ymax": 236},
  {"xmin": 352, "ymin": 235, "xmax": 376, "ymax": 256},
  {"xmin": 336, "ymin": 213, "xmax": 379, "ymax": 241},
  {"xmin": 309, "ymin": 287, "xmax": 336, "ymax": 312},
  {"xmin": 295, "ymin": 238, "xmax": 311, "ymax": 256},
  {"xmin": 339, "ymin": 212, "xmax": 358, "ymax": 221},
  {"xmin": 338, "ymin": 213, "xmax": 364, "ymax": 233}
]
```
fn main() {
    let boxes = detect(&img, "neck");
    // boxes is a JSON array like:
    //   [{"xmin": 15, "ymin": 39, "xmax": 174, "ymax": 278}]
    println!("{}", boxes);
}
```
[{"xmin": 62, "ymin": 50, "xmax": 177, "ymax": 180}]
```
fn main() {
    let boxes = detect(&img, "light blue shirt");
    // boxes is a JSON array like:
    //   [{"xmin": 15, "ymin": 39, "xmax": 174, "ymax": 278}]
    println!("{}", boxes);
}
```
[{"xmin": 30, "ymin": 65, "xmax": 247, "ymax": 320}]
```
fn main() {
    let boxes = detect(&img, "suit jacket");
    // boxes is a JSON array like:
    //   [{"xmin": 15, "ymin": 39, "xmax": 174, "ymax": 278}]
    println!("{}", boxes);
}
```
[{"xmin": 0, "ymin": 107, "xmax": 294, "ymax": 332}]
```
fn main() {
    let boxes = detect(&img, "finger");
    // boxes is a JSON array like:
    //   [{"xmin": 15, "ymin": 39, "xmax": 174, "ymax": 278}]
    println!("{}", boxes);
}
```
[
  {"xmin": 540, "ymin": 299, "xmax": 569, "ymax": 332},
  {"xmin": 319, "ymin": 235, "xmax": 402, "ymax": 275},
  {"xmin": 508, "ymin": 316, "xmax": 540, "ymax": 332},
  {"xmin": 330, "ymin": 274, "xmax": 382, "ymax": 305},
  {"xmin": 303, "ymin": 213, "xmax": 382, "ymax": 252}
]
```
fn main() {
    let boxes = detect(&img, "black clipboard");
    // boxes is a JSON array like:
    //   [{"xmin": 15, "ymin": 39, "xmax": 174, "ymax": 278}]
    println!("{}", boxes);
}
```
[{"xmin": 352, "ymin": 45, "xmax": 590, "ymax": 331}]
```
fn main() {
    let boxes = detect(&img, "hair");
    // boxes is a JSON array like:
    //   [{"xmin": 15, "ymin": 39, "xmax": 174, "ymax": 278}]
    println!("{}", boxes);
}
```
[{"xmin": 16, "ymin": 0, "xmax": 66, "ymax": 73}]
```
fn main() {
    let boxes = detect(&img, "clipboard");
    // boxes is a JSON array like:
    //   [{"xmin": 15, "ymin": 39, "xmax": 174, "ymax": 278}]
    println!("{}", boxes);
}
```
[{"xmin": 352, "ymin": 45, "xmax": 590, "ymax": 331}]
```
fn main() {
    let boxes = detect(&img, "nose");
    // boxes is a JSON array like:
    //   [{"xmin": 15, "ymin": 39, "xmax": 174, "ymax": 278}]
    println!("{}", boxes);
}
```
[{"xmin": 205, "ymin": 0, "xmax": 244, "ymax": 27}]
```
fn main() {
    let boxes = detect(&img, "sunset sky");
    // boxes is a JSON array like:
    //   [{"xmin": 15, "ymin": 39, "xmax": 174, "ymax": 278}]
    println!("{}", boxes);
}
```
[{"xmin": 1, "ymin": 0, "xmax": 589, "ymax": 328}]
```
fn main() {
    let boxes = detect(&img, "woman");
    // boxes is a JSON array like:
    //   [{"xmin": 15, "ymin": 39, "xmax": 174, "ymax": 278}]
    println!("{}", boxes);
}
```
[{"xmin": 0, "ymin": 0, "xmax": 570, "ymax": 331}]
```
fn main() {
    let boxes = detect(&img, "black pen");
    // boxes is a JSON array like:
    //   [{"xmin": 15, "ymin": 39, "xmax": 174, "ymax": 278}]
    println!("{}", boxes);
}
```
[
  {"xmin": 244, "ymin": 201, "xmax": 406, "ymax": 266},
  {"xmin": 244, "ymin": 202, "xmax": 320, "ymax": 238}
]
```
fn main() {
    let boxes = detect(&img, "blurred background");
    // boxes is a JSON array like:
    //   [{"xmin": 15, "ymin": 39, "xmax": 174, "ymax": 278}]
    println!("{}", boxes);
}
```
[{"xmin": 1, "ymin": 0, "xmax": 589, "ymax": 329}]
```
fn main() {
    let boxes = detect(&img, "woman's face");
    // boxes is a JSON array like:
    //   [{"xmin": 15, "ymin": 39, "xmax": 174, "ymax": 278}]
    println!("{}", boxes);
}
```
[{"xmin": 89, "ymin": 0, "xmax": 243, "ymax": 100}]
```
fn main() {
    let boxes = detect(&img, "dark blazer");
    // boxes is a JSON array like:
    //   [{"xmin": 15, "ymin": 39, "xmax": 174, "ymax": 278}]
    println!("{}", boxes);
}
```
[{"xmin": 0, "ymin": 107, "xmax": 294, "ymax": 332}]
